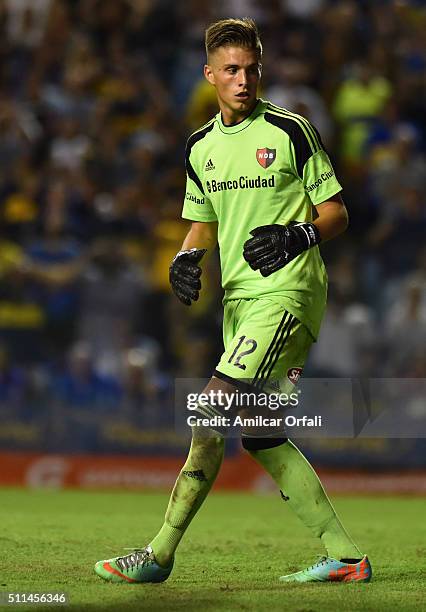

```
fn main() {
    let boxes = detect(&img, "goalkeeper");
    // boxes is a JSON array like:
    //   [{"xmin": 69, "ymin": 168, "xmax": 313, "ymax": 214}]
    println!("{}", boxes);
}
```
[{"xmin": 95, "ymin": 18, "xmax": 371, "ymax": 585}]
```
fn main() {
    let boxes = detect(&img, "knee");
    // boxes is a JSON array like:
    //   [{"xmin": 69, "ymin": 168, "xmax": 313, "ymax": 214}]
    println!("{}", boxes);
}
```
[{"xmin": 191, "ymin": 428, "xmax": 225, "ymax": 453}]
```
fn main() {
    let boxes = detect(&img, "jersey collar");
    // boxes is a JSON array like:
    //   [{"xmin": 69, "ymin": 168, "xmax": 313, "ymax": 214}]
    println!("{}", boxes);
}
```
[{"xmin": 217, "ymin": 99, "xmax": 266, "ymax": 134}]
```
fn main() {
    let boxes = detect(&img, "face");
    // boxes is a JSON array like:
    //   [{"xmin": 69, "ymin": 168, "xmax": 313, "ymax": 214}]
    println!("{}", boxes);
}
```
[{"xmin": 204, "ymin": 46, "xmax": 261, "ymax": 125}]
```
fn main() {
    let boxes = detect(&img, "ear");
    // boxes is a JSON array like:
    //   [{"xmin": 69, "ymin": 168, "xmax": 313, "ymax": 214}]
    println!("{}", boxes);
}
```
[
  {"xmin": 258, "ymin": 63, "xmax": 263, "ymax": 79},
  {"xmin": 204, "ymin": 64, "xmax": 215, "ymax": 86}
]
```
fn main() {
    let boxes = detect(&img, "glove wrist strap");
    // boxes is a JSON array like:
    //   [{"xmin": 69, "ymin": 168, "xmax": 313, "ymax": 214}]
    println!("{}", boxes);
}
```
[{"xmin": 296, "ymin": 222, "xmax": 321, "ymax": 248}]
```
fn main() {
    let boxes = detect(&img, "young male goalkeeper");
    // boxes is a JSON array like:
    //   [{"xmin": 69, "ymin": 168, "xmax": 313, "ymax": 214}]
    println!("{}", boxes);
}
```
[{"xmin": 95, "ymin": 18, "xmax": 371, "ymax": 584}]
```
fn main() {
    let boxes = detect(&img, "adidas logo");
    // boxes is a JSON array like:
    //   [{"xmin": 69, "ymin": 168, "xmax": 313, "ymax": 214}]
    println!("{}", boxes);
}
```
[
  {"xmin": 205, "ymin": 158, "xmax": 215, "ymax": 171},
  {"xmin": 268, "ymin": 380, "xmax": 281, "ymax": 393},
  {"xmin": 183, "ymin": 469, "xmax": 207, "ymax": 481}
]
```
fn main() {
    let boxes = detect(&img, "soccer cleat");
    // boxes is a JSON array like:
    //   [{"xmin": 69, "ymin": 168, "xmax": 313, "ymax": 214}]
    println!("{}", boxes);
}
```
[
  {"xmin": 94, "ymin": 546, "xmax": 173, "ymax": 584},
  {"xmin": 279, "ymin": 555, "xmax": 372, "ymax": 583}
]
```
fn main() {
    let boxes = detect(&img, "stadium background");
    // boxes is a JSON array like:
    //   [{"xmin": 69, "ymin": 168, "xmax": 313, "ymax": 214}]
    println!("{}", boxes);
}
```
[{"xmin": 0, "ymin": 0, "xmax": 425, "ymax": 492}]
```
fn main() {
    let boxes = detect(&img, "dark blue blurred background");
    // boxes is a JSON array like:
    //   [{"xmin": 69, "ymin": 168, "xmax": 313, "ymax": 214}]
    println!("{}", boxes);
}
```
[{"xmin": 0, "ymin": 0, "xmax": 424, "ymax": 469}]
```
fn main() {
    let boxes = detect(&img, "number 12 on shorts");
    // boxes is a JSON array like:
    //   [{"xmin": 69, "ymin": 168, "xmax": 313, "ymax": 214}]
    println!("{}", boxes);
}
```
[{"xmin": 228, "ymin": 335, "xmax": 257, "ymax": 370}]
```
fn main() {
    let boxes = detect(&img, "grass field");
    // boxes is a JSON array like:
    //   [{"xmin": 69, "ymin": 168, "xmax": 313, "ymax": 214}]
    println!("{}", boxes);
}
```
[{"xmin": 0, "ymin": 489, "xmax": 425, "ymax": 611}]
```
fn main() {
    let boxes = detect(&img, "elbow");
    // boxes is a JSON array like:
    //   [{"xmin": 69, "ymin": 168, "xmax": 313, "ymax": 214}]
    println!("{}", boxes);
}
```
[
  {"xmin": 334, "ymin": 203, "xmax": 349, "ymax": 236},
  {"xmin": 341, "ymin": 206, "xmax": 349, "ymax": 233}
]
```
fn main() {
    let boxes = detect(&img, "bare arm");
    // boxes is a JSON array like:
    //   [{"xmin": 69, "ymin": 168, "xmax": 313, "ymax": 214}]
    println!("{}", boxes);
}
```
[
  {"xmin": 313, "ymin": 192, "xmax": 349, "ymax": 242},
  {"xmin": 181, "ymin": 221, "xmax": 218, "ymax": 264}
]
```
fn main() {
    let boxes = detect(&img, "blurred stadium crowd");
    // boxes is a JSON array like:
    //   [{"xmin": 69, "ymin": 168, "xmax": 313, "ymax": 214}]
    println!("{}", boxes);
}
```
[{"xmin": 0, "ymin": 0, "xmax": 425, "ymax": 428}]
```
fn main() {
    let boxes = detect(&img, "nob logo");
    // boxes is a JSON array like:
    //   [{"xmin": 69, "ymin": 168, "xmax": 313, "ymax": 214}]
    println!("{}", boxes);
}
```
[{"xmin": 256, "ymin": 148, "xmax": 276, "ymax": 168}]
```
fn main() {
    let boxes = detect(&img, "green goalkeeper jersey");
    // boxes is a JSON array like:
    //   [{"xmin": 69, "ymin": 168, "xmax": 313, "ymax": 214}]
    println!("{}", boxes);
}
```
[{"xmin": 181, "ymin": 99, "xmax": 343, "ymax": 339}]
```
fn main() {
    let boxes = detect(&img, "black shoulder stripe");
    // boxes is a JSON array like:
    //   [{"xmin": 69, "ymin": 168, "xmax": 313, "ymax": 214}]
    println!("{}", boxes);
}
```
[
  {"xmin": 310, "ymin": 121, "xmax": 328, "ymax": 154},
  {"xmin": 266, "ymin": 103, "xmax": 320, "ymax": 153},
  {"xmin": 264, "ymin": 112, "xmax": 312, "ymax": 179},
  {"xmin": 185, "ymin": 121, "xmax": 215, "ymax": 195},
  {"xmin": 268, "ymin": 103, "xmax": 330, "ymax": 157}
]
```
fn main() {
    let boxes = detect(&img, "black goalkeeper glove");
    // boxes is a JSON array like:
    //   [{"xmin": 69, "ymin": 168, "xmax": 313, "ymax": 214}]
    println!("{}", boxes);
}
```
[
  {"xmin": 243, "ymin": 221, "xmax": 321, "ymax": 277},
  {"xmin": 169, "ymin": 248, "xmax": 207, "ymax": 306}
]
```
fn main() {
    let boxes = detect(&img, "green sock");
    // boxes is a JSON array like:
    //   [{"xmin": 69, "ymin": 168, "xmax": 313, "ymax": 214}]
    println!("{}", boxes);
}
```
[
  {"xmin": 150, "ymin": 432, "xmax": 224, "ymax": 566},
  {"xmin": 249, "ymin": 439, "xmax": 361, "ymax": 560}
]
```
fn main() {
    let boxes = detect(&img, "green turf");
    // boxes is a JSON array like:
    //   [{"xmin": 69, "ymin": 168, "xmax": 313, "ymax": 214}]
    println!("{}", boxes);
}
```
[{"xmin": 0, "ymin": 488, "xmax": 425, "ymax": 611}]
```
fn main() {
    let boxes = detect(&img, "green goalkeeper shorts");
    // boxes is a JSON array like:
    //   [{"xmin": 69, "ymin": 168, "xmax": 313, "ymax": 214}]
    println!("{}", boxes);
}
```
[{"xmin": 214, "ymin": 298, "xmax": 313, "ymax": 394}]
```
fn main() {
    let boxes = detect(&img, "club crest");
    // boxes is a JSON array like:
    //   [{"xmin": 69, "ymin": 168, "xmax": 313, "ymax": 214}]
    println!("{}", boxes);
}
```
[{"xmin": 256, "ymin": 148, "xmax": 276, "ymax": 168}]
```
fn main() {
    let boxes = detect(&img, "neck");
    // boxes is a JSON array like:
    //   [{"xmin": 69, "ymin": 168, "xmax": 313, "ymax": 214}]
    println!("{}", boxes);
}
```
[{"xmin": 220, "ymin": 99, "xmax": 258, "ymax": 126}]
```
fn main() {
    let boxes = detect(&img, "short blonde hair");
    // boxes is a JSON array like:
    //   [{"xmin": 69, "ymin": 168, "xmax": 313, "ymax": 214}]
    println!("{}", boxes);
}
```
[{"xmin": 205, "ymin": 18, "xmax": 262, "ymax": 59}]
